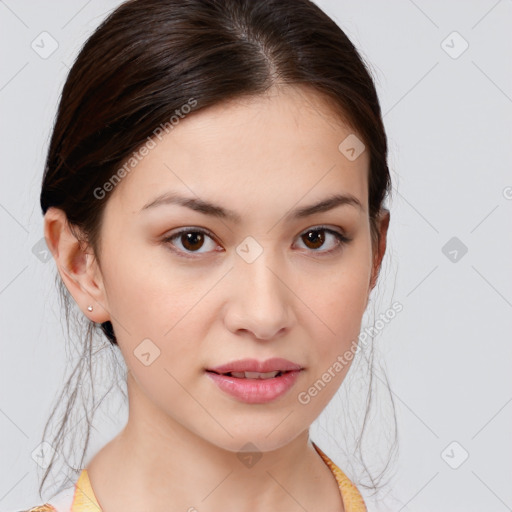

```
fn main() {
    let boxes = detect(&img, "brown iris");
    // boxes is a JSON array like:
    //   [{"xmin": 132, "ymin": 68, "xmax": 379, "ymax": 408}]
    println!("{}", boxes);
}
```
[
  {"xmin": 301, "ymin": 229, "xmax": 326, "ymax": 250},
  {"xmin": 180, "ymin": 232, "xmax": 205, "ymax": 251}
]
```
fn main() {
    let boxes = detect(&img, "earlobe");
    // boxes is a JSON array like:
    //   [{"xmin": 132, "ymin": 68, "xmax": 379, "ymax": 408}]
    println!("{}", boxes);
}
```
[{"xmin": 43, "ymin": 207, "xmax": 111, "ymax": 324}]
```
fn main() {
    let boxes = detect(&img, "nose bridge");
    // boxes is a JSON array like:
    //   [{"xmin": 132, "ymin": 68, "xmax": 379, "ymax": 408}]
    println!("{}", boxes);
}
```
[
  {"xmin": 229, "ymin": 239, "xmax": 291, "ymax": 337},
  {"xmin": 237, "ymin": 241, "xmax": 284, "ymax": 300},
  {"xmin": 252, "ymin": 255, "xmax": 281, "ymax": 292}
]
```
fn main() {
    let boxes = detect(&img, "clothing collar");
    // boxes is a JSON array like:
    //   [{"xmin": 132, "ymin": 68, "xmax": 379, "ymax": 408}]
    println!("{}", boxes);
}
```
[{"xmin": 68, "ymin": 442, "xmax": 366, "ymax": 512}]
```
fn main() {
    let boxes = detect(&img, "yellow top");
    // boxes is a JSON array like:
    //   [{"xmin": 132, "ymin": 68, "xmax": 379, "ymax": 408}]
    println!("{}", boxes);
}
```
[{"xmin": 26, "ymin": 442, "xmax": 366, "ymax": 512}]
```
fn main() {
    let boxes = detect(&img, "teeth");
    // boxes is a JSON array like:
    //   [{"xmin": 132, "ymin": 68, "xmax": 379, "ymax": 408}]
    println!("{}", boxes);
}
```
[{"xmin": 229, "ymin": 371, "xmax": 281, "ymax": 379}]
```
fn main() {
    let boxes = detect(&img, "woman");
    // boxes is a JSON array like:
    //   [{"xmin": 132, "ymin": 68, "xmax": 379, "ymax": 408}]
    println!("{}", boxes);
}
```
[{"xmin": 25, "ymin": 0, "xmax": 393, "ymax": 510}]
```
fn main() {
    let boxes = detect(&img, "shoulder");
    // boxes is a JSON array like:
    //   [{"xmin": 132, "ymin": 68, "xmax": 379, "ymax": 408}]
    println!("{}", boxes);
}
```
[{"xmin": 15, "ymin": 481, "xmax": 76, "ymax": 512}]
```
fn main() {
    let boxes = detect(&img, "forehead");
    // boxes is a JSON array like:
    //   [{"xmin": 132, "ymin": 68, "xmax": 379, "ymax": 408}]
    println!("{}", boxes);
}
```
[{"xmin": 106, "ymin": 85, "xmax": 369, "ymax": 219}]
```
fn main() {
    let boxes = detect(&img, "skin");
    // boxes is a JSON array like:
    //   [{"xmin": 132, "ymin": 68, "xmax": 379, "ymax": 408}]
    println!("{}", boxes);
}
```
[{"xmin": 44, "ymin": 84, "xmax": 389, "ymax": 512}]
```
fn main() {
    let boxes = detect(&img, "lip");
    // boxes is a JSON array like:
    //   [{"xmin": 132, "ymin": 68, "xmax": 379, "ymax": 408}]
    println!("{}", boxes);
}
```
[
  {"xmin": 207, "ymin": 358, "xmax": 303, "ymax": 374},
  {"xmin": 205, "ymin": 369, "xmax": 302, "ymax": 404},
  {"xmin": 205, "ymin": 358, "xmax": 304, "ymax": 404}
]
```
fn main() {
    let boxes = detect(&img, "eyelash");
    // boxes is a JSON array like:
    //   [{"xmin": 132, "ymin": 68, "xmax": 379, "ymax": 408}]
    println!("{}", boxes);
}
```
[{"xmin": 161, "ymin": 225, "xmax": 352, "ymax": 259}]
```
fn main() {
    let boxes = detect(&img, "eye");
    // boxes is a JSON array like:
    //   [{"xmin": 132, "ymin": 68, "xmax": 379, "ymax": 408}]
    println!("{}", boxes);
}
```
[
  {"xmin": 162, "ymin": 225, "xmax": 352, "ymax": 259},
  {"xmin": 162, "ymin": 228, "xmax": 219, "ymax": 257},
  {"xmin": 295, "ymin": 226, "xmax": 351, "ymax": 255}
]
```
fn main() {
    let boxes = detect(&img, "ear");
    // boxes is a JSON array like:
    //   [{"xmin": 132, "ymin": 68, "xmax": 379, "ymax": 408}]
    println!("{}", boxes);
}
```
[
  {"xmin": 43, "ymin": 207, "xmax": 111, "ymax": 324},
  {"xmin": 369, "ymin": 207, "xmax": 390, "ymax": 292}
]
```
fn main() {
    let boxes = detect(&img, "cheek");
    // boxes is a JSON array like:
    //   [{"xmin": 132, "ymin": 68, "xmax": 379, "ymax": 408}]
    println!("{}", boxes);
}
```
[
  {"xmin": 308, "ymin": 244, "xmax": 372, "ymax": 357},
  {"xmin": 101, "ymin": 239, "xmax": 205, "ymax": 352},
  {"xmin": 104, "ymin": 258, "xmax": 205, "ymax": 409},
  {"xmin": 297, "ymin": 263, "xmax": 370, "ymax": 410},
  {"xmin": 328, "ymin": 270, "xmax": 369, "ymax": 330}
]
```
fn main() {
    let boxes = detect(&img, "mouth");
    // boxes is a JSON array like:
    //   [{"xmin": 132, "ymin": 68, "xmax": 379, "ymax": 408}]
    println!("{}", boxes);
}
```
[
  {"xmin": 205, "ymin": 368, "xmax": 303, "ymax": 403},
  {"xmin": 206, "ymin": 357, "xmax": 303, "ymax": 376},
  {"xmin": 205, "ymin": 370, "xmax": 291, "ymax": 379}
]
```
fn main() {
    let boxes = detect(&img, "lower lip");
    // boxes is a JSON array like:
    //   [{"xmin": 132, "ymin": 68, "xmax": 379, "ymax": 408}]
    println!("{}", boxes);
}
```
[{"xmin": 205, "ymin": 370, "xmax": 302, "ymax": 404}]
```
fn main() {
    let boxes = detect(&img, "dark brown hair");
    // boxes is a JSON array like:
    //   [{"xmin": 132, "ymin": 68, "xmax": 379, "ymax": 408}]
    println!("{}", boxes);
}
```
[{"xmin": 39, "ymin": 0, "xmax": 396, "ymax": 500}]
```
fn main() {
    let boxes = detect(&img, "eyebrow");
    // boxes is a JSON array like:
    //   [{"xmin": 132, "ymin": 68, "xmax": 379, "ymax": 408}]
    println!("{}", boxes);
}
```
[{"xmin": 140, "ymin": 191, "xmax": 364, "ymax": 222}]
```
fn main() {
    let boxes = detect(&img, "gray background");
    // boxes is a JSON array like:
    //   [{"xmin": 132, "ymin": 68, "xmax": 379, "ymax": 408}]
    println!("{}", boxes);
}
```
[{"xmin": 1, "ymin": 1, "xmax": 511, "ymax": 510}]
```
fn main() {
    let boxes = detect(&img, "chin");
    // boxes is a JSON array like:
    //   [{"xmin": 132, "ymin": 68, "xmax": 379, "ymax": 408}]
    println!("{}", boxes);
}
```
[{"xmin": 202, "ymin": 425, "xmax": 308, "ymax": 454}]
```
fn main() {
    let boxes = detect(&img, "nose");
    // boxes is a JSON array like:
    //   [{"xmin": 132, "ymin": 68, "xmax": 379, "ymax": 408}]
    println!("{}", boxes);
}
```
[{"xmin": 223, "ymin": 248, "xmax": 293, "ymax": 340}]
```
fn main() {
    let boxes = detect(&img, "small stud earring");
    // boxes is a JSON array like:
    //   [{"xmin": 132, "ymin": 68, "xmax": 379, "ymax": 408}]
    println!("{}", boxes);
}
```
[{"xmin": 87, "ymin": 305, "xmax": 93, "ymax": 312}]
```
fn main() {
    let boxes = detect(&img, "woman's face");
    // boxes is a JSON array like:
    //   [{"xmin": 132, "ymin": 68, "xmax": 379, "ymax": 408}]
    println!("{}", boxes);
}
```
[{"xmin": 88, "ymin": 85, "xmax": 385, "ymax": 452}]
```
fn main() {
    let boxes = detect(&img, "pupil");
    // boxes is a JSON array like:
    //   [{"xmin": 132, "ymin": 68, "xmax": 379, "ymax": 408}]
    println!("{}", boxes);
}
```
[
  {"xmin": 182, "ymin": 232, "xmax": 204, "ymax": 251},
  {"xmin": 304, "ymin": 229, "xmax": 324, "ymax": 249}
]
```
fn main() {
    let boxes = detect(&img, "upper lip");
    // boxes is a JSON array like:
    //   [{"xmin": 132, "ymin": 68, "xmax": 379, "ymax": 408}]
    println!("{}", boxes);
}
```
[{"xmin": 207, "ymin": 358, "xmax": 303, "ymax": 374}]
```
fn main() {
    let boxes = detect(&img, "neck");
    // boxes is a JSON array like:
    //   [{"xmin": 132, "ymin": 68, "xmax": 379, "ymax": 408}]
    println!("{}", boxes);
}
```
[{"xmin": 86, "ymin": 371, "xmax": 344, "ymax": 512}]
